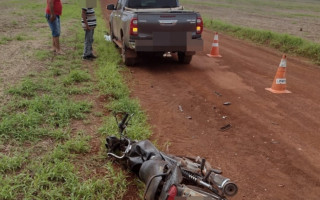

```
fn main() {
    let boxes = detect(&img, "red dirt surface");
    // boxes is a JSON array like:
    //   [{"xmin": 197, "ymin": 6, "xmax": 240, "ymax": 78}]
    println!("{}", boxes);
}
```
[{"xmin": 101, "ymin": 1, "xmax": 320, "ymax": 199}]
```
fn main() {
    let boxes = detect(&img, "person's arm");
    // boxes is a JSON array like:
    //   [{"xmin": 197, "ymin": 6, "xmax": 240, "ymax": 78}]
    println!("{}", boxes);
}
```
[
  {"xmin": 48, "ymin": 0, "xmax": 56, "ymax": 22},
  {"xmin": 82, "ymin": 9, "xmax": 90, "ymax": 30}
]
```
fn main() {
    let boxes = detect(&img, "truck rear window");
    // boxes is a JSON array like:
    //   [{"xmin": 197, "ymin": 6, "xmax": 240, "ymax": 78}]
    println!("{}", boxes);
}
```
[{"xmin": 127, "ymin": 0, "xmax": 179, "ymax": 8}]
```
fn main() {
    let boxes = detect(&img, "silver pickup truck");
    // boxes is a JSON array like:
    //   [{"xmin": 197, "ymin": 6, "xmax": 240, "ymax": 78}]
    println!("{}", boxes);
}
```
[{"xmin": 107, "ymin": 0, "xmax": 203, "ymax": 65}]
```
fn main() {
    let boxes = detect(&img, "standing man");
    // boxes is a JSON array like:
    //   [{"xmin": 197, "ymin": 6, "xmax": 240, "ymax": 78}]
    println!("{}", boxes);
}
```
[
  {"xmin": 45, "ymin": 0, "xmax": 63, "ymax": 54},
  {"xmin": 82, "ymin": 7, "xmax": 97, "ymax": 60}
]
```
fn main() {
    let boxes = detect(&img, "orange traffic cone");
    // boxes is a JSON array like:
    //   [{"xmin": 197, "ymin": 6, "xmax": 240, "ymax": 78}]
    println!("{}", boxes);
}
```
[
  {"xmin": 207, "ymin": 32, "xmax": 222, "ymax": 58},
  {"xmin": 265, "ymin": 55, "xmax": 291, "ymax": 94}
]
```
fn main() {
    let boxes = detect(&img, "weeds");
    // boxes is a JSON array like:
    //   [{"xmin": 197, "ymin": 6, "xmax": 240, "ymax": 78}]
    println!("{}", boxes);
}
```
[
  {"xmin": 0, "ymin": 36, "xmax": 13, "ymax": 44},
  {"xmin": 204, "ymin": 19, "xmax": 320, "ymax": 64},
  {"xmin": 0, "ymin": 0, "xmax": 150, "ymax": 199},
  {"xmin": 94, "ymin": 9, "xmax": 151, "ymax": 141},
  {"xmin": 63, "ymin": 69, "xmax": 91, "ymax": 85},
  {"xmin": 8, "ymin": 78, "xmax": 43, "ymax": 97},
  {"xmin": 34, "ymin": 49, "xmax": 51, "ymax": 61},
  {"xmin": 63, "ymin": 134, "xmax": 91, "ymax": 154},
  {"xmin": 0, "ymin": 153, "xmax": 27, "ymax": 173}
]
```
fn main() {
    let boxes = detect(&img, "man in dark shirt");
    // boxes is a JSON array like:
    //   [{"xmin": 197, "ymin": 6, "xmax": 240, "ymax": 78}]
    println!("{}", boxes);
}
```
[{"xmin": 45, "ymin": 0, "xmax": 63, "ymax": 54}]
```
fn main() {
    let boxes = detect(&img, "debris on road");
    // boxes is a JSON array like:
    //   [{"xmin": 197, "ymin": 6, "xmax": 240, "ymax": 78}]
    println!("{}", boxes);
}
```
[
  {"xmin": 186, "ymin": 116, "xmax": 192, "ymax": 119},
  {"xmin": 178, "ymin": 105, "xmax": 183, "ymax": 112},
  {"xmin": 220, "ymin": 124, "xmax": 232, "ymax": 131},
  {"xmin": 223, "ymin": 102, "xmax": 231, "ymax": 106},
  {"xmin": 104, "ymin": 35, "xmax": 111, "ymax": 41},
  {"xmin": 214, "ymin": 91, "xmax": 222, "ymax": 96},
  {"xmin": 222, "ymin": 116, "xmax": 228, "ymax": 119}
]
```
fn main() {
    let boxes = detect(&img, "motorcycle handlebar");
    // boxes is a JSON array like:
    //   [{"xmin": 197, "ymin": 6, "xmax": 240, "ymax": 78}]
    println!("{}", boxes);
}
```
[{"xmin": 118, "ymin": 113, "xmax": 129, "ymax": 133}]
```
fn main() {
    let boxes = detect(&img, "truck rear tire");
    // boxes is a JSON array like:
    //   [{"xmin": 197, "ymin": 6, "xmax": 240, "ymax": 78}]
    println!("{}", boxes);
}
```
[
  {"xmin": 178, "ymin": 52, "xmax": 192, "ymax": 64},
  {"xmin": 122, "ymin": 40, "xmax": 137, "ymax": 66}
]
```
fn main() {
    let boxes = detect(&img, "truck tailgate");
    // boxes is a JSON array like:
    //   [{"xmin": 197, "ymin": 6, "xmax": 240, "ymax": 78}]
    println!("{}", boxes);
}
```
[
  {"xmin": 138, "ymin": 12, "xmax": 197, "ymax": 33},
  {"xmin": 135, "ymin": 12, "xmax": 202, "ymax": 52}
]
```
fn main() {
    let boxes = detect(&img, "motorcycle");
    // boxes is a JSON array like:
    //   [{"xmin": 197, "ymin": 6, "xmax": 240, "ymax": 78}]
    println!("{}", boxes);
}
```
[{"xmin": 105, "ymin": 113, "xmax": 238, "ymax": 200}]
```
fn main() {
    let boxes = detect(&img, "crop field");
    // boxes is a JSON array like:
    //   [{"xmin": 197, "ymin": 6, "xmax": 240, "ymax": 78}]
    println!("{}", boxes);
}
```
[{"xmin": 180, "ymin": 0, "xmax": 320, "ymax": 43}]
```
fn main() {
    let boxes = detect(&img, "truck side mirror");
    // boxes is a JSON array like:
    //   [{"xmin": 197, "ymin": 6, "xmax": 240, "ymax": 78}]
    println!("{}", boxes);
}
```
[{"xmin": 107, "ymin": 4, "xmax": 115, "ymax": 10}]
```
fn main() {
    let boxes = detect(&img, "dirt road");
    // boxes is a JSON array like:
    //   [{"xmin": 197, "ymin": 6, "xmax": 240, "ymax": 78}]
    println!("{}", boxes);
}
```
[{"xmin": 101, "ymin": 1, "xmax": 320, "ymax": 199}]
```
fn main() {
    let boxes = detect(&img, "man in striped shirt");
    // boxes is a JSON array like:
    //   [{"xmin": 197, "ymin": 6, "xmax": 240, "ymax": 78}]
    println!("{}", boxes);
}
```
[{"xmin": 82, "ymin": 8, "xmax": 97, "ymax": 60}]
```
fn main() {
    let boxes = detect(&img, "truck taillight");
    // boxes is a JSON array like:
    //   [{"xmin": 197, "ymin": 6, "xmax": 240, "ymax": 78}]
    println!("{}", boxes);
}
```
[
  {"xmin": 130, "ymin": 18, "xmax": 138, "ymax": 35},
  {"xmin": 196, "ymin": 17, "xmax": 203, "ymax": 34},
  {"xmin": 166, "ymin": 185, "xmax": 178, "ymax": 200}
]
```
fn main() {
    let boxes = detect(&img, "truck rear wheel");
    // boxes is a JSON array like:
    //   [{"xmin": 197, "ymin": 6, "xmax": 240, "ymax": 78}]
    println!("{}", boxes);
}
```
[
  {"xmin": 178, "ymin": 52, "xmax": 193, "ymax": 64},
  {"xmin": 122, "ymin": 40, "xmax": 136, "ymax": 66}
]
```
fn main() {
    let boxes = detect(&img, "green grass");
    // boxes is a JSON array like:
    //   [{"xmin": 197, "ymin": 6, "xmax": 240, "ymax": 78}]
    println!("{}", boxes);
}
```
[
  {"xmin": 204, "ymin": 19, "xmax": 320, "ymax": 64},
  {"xmin": 94, "ymin": 8, "xmax": 152, "ymax": 141},
  {"xmin": 0, "ymin": 153, "xmax": 27, "ymax": 173},
  {"xmin": 34, "ymin": 49, "xmax": 51, "ymax": 61},
  {"xmin": 0, "ymin": 155, "xmax": 127, "ymax": 199},
  {"xmin": 11, "ymin": 20, "xmax": 18, "ymax": 26},
  {"xmin": 181, "ymin": 0, "xmax": 320, "ymax": 12},
  {"xmin": 63, "ymin": 69, "xmax": 91, "ymax": 85},
  {"xmin": 180, "ymin": 0, "xmax": 234, "ymax": 8},
  {"xmin": 1, "ymin": 37, "xmax": 13, "ymax": 44},
  {"xmin": 0, "ymin": 93, "xmax": 92, "ymax": 141},
  {"xmin": 0, "ymin": 0, "xmax": 151, "ymax": 199}
]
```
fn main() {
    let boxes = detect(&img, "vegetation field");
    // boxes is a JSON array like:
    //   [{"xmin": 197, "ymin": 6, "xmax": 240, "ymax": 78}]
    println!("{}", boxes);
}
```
[
  {"xmin": 181, "ymin": 0, "xmax": 320, "ymax": 43},
  {"xmin": 180, "ymin": 0, "xmax": 320, "ymax": 64},
  {"xmin": 0, "ymin": 0, "xmax": 149, "ymax": 199}
]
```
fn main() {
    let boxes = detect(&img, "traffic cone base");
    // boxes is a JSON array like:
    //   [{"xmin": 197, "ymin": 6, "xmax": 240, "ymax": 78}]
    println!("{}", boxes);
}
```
[
  {"xmin": 207, "ymin": 54, "xmax": 222, "ymax": 58},
  {"xmin": 265, "ymin": 88, "xmax": 291, "ymax": 94}
]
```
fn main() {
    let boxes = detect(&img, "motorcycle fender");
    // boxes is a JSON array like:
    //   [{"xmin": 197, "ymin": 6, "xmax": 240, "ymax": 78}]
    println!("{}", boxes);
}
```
[
  {"xmin": 159, "ymin": 165, "xmax": 183, "ymax": 199},
  {"xmin": 139, "ymin": 160, "xmax": 168, "ymax": 200}
]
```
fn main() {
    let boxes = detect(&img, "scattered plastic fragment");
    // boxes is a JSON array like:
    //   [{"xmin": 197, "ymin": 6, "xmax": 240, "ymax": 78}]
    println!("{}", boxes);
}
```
[
  {"xmin": 223, "ymin": 102, "xmax": 231, "ymax": 106},
  {"xmin": 214, "ymin": 91, "xmax": 222, "ymax": 96},
  {"xmin": 104, "ymin": 35, "xmax": 111, "ymax": 41},
  {"xmin": 220, "ymin": 124, "xmax": 231, "ymax": 131}
]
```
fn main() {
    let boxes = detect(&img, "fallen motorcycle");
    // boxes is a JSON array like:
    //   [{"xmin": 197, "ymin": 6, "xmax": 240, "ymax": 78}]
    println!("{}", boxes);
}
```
[{"xmin": 105, "ymin": 113, "xmax": 238, "ymax": 200}]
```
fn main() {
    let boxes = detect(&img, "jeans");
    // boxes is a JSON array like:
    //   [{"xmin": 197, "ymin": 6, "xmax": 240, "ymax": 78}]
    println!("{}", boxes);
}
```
[
  {"xmin": 83, "ymin": 29, "xmax": 94, "ymax": 57},
  {"xmin": 45, "ymin": 14, "xmax": 60, "ymax": 37}
]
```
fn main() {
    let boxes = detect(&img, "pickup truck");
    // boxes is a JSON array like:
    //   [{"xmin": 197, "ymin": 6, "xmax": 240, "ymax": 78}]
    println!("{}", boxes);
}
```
[{"xmin": 107, "ymin": 0, "xmax": 204, "ymax": 65}]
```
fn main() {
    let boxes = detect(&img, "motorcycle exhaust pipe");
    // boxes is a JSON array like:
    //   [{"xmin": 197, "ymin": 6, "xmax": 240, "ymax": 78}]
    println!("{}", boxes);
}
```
[{"xmin": 211, "ymin": 174, "xmax": 238, "ymax": 196}]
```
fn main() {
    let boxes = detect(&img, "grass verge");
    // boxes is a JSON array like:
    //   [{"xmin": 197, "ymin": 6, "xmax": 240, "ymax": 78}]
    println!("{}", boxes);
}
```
[
  {"xmin": 0, "ymin": 0, "xmax": 150, "ymax": 199},
  {"xmin": 94, "ymin": 4, "xmax": 151, "ymax": 141},
  {"xmin": 204, "ymin": 18, "xmax": 320, "ymax": 65}
]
